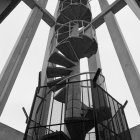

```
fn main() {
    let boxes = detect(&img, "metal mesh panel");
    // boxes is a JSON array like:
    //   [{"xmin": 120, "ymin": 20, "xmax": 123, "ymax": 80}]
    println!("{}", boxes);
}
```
[
  {"xmin": 92, "ymin": 84, "xmax": 132, "ymax": 140},
  {"xmin": 24, "ymin": 74, "xmax": 132, "ymax": 140}
]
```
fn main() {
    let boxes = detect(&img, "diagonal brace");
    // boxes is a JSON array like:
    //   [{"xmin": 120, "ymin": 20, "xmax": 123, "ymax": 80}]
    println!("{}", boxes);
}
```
[{"xmin": 23, "ymin": 0, "xmax": 55, "ymax": 27}]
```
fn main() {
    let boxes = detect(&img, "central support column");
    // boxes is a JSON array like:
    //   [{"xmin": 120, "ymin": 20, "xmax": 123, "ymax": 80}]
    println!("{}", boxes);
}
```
[
  {"xmin": 98, "ymin": 0, "xmax": 140, "ymax": 116},
  {"xmin": 66, "ymin": 63, "xmax": 81, "ymax": 118},
  {"xmin": 65, "ymin": 24, "xmax": 81, "ymax": 118}
]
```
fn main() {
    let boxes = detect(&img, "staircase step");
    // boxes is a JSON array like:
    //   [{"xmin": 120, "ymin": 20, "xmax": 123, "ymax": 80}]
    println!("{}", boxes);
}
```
[
  {"xmin": 56, "ymin": 24, "xmax": 73, "ymax": 42},
  {"xmin": 54, "ymin": 87, "xmax": 66, "ymax": 103},
  {"xmin": 57, "ymin": 4, "xmax": 91, "ymax": 24},
  {"xmin": 85, "ymin": 107, "xmax": 112, "ymax": 123},
  {"xmin": 47, "ymin": 78, "xmax": 67, "ymax": 92},
  {"xmin": 65, "ymin": 117, "xmax": 93, "ymax": 140},
  {"xmin": 67, "ymin": 35, "xmax": 97, "ymax": 59},
  {"xmin": 57, "ymin": 13, "xmax": 69, "ymax": 24},
  {"xmin": 100, "ymin": 125, "xmax": 131, "ymax": 140},
  {"xmin": 55, "ymin": 24, "xmax": 69, "ymax": 33},
  {"xmin": 64, "ymin": 106, "xmax": 111, "ymax": 140},
  {"xmin": 49, "ymin": 52, "xmax": 76, "ymax": 68},
  {"xmin": 81, "ymin": 0, "xmax": 88, "ymax": 5},
  {"xmin": 54, "ymin": 79, "xmax": 67, "ymax": 92},
  {"xmin": 40, "ymin": 131, "xmax": 70, "ymax": 140},
  {"xmin": 47, "ymin": 67, "xmax": 72, "ymax": 78},
  {"xmin": 63, "ymin": 5, "xmax": 75, "ymax": 20},
  {"xmin": 80, "ymin": 6, "xmax": 91, "ymax": 22},
  {"xmin": 57, "ymin": 31, "xmax": 69, "ymax": 43},
  {"xmin": 57, "ymin": 42, "xmax": 79, "ymax": 62},
  {"xmin": 64, "ymin": 106, "xmax": 111, "ymax": 136},
  {"xmin": 60, "ymin": 1, "xmax": 70, "ymax": 10},
  {"xmin": 60, "ymin": 0, "xmax": 88, "ymax": 5},
  {"xmin": 47, "ymin": 77, "xmax": 65, "ymax": 88}
]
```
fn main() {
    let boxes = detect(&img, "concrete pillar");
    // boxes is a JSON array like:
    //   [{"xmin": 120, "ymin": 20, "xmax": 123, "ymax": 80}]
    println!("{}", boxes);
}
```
[
  {"xmin": 124, "ymin": 0, "xmax": 140, "ymax": 20},
  {"xmin": 0, "ymin": 0, "xmax": 49, "ymax": 115},
  {"xmin": 87, "ymin": 25, "xmax": 108, "ymax": 114},
  {"xmin": 65, "ymin": 24, "xmax": 81, "ymax": 118},
  {"xmin": 98, "ymin": 0, "xmax": 140, "ymax": 116},
  {"xmin": 66, "ymin": 64, "xmax": 81, "ymax": 118},
  {"xmin": 39, "ymin": 6, "xmax": 58, "ymax": 124},
  {"xmin": 86, "ymin": 25, "xmax": 103, "ymax": 85},
  {"xmin": 33, "ymin": 1, "xmax": 60, "ymax": 137},
  {"xmin": 85, "ymin": 24, "xmax": 101, "ymax": 74}
]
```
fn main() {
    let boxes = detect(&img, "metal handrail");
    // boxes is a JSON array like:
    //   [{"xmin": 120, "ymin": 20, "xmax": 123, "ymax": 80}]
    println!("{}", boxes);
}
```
[
  {"xmin": 34, "ymin": 72, "xmax": 105, "ymax": 127},
  {"xmin": 49, "ymin": 20, "xmax": 95, "ymax": 54},
  {"xmin": 55, "ymin": 20, "xmax": 89, "ymax": 32},
  {"xmin": 26, "ymin": 71, "xmax": 130, "ymax": 140},
  {"xmin": 59, "ymin": 0, "xmax": 91, "ymax": 12}
]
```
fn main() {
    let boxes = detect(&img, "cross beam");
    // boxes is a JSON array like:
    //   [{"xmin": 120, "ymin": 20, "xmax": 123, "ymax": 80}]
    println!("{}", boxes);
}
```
[
  {"xmin": 23, "ymin": 0, "xmax": 127, "ymax": 28},
  {"xmin": 22, "ymin": 0, "xmax": 55, "ymax": 27},
  {"xmin": 84, "ymin": 0, "xmax": 127, "ymax": 31}
]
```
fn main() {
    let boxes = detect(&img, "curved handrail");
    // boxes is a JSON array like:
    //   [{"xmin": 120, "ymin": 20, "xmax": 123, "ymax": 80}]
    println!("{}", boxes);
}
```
[
  {"xmin": 59, "ymin": 0, "xmax": 91, "ymax": 10},
  {"xmin": 57, "ymin": 0, "xmax": 92, "ymax": 22},
  {"xmin": 55, "ymin": 20, "xmax": 90, "ymax": 32},
  {"xmin": 34, "ymin": 71, "xmax": 105, "ymax": 126},
  {"xmin": 59, "ymin": 2, "xmax": 89, "ymax": 12},
  {"xmin": 49, "ymin": 20, "xmax": 94, "ymax": 54}
]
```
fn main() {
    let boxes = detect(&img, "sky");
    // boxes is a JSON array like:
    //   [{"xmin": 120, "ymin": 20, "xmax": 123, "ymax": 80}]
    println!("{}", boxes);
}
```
[{"xmin": 0, "ymin": 0, "xmax": 140, "ymax": 133}]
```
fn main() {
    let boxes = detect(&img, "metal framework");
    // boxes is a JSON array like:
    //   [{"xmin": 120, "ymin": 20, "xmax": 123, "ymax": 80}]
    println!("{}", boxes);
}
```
[{"xmin": 23, "ymin": 71, "xmax": 132, "ymax": 140}]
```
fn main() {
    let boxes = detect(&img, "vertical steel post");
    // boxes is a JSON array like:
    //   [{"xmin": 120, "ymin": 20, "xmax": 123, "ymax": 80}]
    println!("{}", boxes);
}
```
[
  {"xmin": 0, "ymin": 0, "xmax": 49, "ymax": 115},
  {"xmin": 98, "ymin": 0, "xmax": 140, "ymax": 116}
]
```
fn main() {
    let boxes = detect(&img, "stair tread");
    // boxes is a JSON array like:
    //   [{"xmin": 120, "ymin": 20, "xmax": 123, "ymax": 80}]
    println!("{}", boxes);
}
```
[
  {"xmin": 67, "ymin": 35, "xmax": 97, "ymax": 59},
  {"xmin": 54, "ymin": 87, "xmax": 66, "ymax": 103},
  {"xmin": 47, "ymin": 67, "xmax": 72, "ymax": 78},
  {"xmin": 64, "ymin": 106, "xmax": 112, "ymax": 139},
  {"xmin": 49, "ymin": 52, "xmax": 75, "ymax": 68},
  {"xmin": 47, "ymin": 77, "xmax": 64, "ymax": 88},
  {"xmin": 57, "ymin": 31, "xmax": 69, "ymax": 43},
  {"xmin": 57, "ymin": 4, "xmax": 91, "ymax": 24},
  {"xmin": 65, "ymin": 117, "xmax": 94, "ymax": 140},
  {"xmin": 57, "ymin": 42, "xmax": 79, "ymax": 62},
  {"xmin": 60, "ymin": 0, "xmax": 88, "ymax": 4},
  {"xmin": 55, "ymin": 24, "xmax": 69, "ymax": 33},
  {"xmin": 84, "ymin": 106, "xmax": 112, "ymax": 122}
]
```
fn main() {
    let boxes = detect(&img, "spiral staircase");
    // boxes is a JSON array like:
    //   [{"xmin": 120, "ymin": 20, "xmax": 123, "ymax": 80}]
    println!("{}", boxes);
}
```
[
  {"xmin": 47, "ymin": 0, "xmax": 97, "ymax": 92},
  {"xmin": 42, "ymin": 0, "xmax": 101, "ymax": 139},
  {"xmin": 23, "ymin": 0, "xmax": 132, "ymax": 140}
]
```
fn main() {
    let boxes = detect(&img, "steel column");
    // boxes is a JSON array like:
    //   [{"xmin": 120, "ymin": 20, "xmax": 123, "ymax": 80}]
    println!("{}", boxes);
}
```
[
  {"xmin": 98, "ymin": 0, "xmax": 140, "ymax": 116},
  {"xmin": 0, "ymin": 0, "xmax": 48, "ymax": 115}
]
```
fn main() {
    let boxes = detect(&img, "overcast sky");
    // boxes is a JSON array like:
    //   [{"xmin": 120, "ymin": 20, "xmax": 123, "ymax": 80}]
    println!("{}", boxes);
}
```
[{"xmin": 0, "ymin": 0, "xmax": 140, "ymax": 133}]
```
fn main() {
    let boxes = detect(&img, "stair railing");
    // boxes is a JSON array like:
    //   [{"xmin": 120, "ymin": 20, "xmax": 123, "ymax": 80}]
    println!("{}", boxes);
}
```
[
  {"xmin": 24, "ymin": 71, "xmax": 104, "ymax": 139},
  {"xmin": 90, "ymin": 81, "xmax": 132, "ymax": 140},
  {"xmin": 26, "ymin": 71, "xmax": 132, "ymax": 140},
  {"xmin": 52, "ymin": 20, "xmax": 94, "ymax": 47}
]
